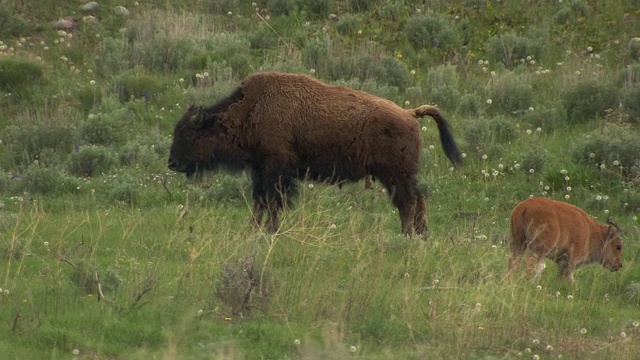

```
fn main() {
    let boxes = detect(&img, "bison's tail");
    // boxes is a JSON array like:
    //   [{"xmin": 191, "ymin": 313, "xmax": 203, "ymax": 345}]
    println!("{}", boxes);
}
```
[
  {"xmin": 412, "ymin": 105, "xmax": 463, "ymax": 167},
  {"xmin": 412, "ymin": 105, "xmax": 440, "ymax": 119}
]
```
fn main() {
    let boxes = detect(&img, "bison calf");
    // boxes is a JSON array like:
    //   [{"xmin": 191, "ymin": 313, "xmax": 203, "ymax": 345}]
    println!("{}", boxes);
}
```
[
  {"xmin": 168, "ymin": 72, "xmax": 462, "ymax": 235},
  {"xmin": 507, "ymin": 197, "xmax": 623, "ymax": 282}
]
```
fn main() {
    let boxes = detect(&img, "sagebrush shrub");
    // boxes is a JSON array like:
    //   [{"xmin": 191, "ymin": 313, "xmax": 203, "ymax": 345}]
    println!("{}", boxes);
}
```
[
  {"xmin": 457, "ymin": 93, "xmax": 482, "ymax": 117},
  {"xmin": 96, "ymin": 37, "xmax": 133, "ymax": 76},
  {"xmin": 0, "ymin": 2, "xmax": 30, "ymax": 37},
  {"xmin": 405, "ymin": 86, "xmax": 423, "ymax": 107},
  {"xmin": 15, "ymin": 165, "xmax": 81, "ymax": 195},
  {"xmin": 564, "ymin": 80, "xmax": 620, "ymax": 124},
  {"xmin": 114, "ymin": 73, "xmax": 166, "ymax": 103},
  {"xmin": 301, "ymin": 37, "xmax": 328, "ymax": 71},
  {"xmin": 0, "ymin": 58, "xmax": 45, "ymax": 92},
  {"xmin": 625, "ymin": 282, "xmax": 640, "ymax": 306},
  {"xmin": 521, "ymin": 103, "xmax": 567, "ymax": 131},
  {"xmin": 5, "ymin": 124, "xmax": 77, "ymax": 166},
  {"xmin": 485, "ymin": 31, "xmax": 542, "ymax": 68},
  {"xmin": 119, "ymin": 134, "xmax": 169, "ymax": 172},
  {"xmin": 105, "ymin": 173, "xmax": 141, "ymax": 205},
  {"xmin": 0, "ymin": 170, "xmax": 12, "ymax": 195},
  {"xmin": 571, "ymin": 123, "xmax": 640, "ymax": 177},
  {"xmin": 201, "ymin": 33, "xmax": 252, "ymax": 77},
  {"xmin": 305, "ymin": 0, "xmax": 331, "ymax": 20},
  {"xmin": 463, "ymin": 116, "xmax": 518, "ymax": 154},
  {"xmin": 335, "ymin": 14, "xmax": 360, "ymax": 36},
  {"xmin": 520, "ymin": 147, "xmax": 546, "ymax": 175},
  {"xmin": 333, "ymin": 78, "xmax": 402, "ymax": 105},
  {"xmin": 424, "ymin": 64, "xmax": 460, "ymax": 112},
  {"xmin": 303, "ymin": 38, "xmax": 410, "ymax": 91},
  {"xmin": 133, "ymin": 34, "xmax": 196, "ymax": 73},
  {"xmin": 80, "ymin": 112, "xmax": 128, "ymax": 146},
  {"xmin": 267, "ymin": 0, "xmax": 303, "ymax": 16},
  {"xmin": 621, "ymin": 191, "xmax": 640, "ymax": 213},
  {"xmin": 617, "ymin": 63, "xmax": 640, "ymax": 88},
  {"xmin": 70, "ymin": 260, "xmax": 123, "ymax": 295},
  {"xmin": 67, "ymin": 145, "xmax": 119, "ymax": 177},
  {"xmin": 215, "ymin": 256, "xmax": 273, "ymax": 316},
  {"xmin": 74, "ymin": 87, "xmax": 102, "ymax": 115},
  {"xmin": 348, "ymin": 0, "xmax": 378, "ymax": 12},
  {"xmin": 554, "ymin": 0, "xmax": 588, "ymax": 24},
  {"xmin": 368, "ymin": 55, "xmax": 410, "ymax": 91},
  {"xmin": 405, "ymin": 12, "xmax": 459, "ymax": 51},
  {"xmin": 205, "ymin": 0, "xmax": 238, "ymax": 14},
  {"xmin": 628, "ymin": 37, "xmax": 640, "ymax": 63},
  {"xmin": 543, "ymin": 165, "xmax": 589, "ymax": 192},
  {"xmin": 377, "ymin": 1, "xmax": 406, "ymax": 21},
  {"xmin": 486, "ymin": 73, "xmax": 534, "ymax": 115},
  {"xmin": 249, "ymin": 25, "xmax": 280, "ymax": 50},
  {"xmin": 621, "ymin": 86, "xmax": 640, "ymax": 124}
]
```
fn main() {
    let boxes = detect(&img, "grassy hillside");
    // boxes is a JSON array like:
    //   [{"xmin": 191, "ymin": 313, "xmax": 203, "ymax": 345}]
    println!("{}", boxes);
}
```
[{"xmin": 1, "ymin": 0, "xmax": 640, "ymax": 358}]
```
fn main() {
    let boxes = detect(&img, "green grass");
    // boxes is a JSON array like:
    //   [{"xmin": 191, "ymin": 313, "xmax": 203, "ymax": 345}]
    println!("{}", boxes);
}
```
[{"xmin": 0, "ymin": 0, "xmax": 639, "ymax": 358}]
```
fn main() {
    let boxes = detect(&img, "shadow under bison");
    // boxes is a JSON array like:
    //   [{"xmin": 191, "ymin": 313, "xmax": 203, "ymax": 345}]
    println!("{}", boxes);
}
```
[{"xmin": 168, "ymin": 72, "xmax": 462, "ymax": 235}]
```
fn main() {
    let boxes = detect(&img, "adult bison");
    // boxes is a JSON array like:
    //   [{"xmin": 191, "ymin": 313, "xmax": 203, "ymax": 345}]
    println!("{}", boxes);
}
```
[
  {"xmin": 507, "ymin": 197, "xmax": 623, "ymax": 282},
  {"xmin": 168, "ymin": 72, "xmax": 462, "ymax": 235}
]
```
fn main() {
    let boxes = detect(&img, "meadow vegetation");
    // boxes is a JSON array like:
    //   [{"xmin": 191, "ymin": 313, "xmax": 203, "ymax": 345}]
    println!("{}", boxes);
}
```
[{"xmin": 0, "ymin": 0, "xmax": 640, "ymax": 358}]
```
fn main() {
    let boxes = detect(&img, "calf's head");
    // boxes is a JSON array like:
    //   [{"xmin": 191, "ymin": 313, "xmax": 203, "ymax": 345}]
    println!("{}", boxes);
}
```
[
  {"xmin": 601, "ymin": 218, "xmax": 623, "ymax": 272},
  {"xmin": 168, "ymin": 105, "xmax": 242, "ymax": 178}
]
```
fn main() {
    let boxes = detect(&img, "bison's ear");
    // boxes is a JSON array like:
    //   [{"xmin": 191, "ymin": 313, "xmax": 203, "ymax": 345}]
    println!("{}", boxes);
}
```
[
  {"xmin": 606, "ymin": 217, "xmax": 622, "ymax": 233},
  {"xmin": 189, "ymin": 106, "xmax": 204, "ymax": 128}
]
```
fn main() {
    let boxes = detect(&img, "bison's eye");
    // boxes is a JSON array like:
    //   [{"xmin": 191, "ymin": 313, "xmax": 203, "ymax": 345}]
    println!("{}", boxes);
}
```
[
  {"xmin": 616, "ymin": 244, "xmax": 622, "ymax": 252},
  {"xmin": 182, "ymin": 129, "xmax": 196, "ymax": 139}
]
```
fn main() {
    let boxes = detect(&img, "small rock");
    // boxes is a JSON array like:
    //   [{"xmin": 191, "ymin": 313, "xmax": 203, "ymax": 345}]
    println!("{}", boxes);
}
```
[
  {"xmin": 82, "ymin": 15, "xmax": 99, "ymax": 24},
  {"xmin": 54, "ymin": 19, "xmax": 77, "ymax": 30},
  {"xmin": 81, "ymin": 1, "xmax": 99, "ymax": 13},
  {"xmin": 114, "ymin": 6, "xmax": 130, "ymax": 17}
]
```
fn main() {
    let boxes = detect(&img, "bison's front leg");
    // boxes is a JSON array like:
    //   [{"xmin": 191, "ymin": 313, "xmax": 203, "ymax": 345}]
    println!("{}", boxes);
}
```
[
  {"xmin": 251, "ymin": 163, "xmax": 297, "ymax": 233},
  {"xmin": 249, "ymin": 169, "xmax": 266, "ymax": 228},
  {"xmin": 557, "ymin": 257, "xmax": 576, "ymax": 283},
  {"xmin": 250, "ymin": 201, "xmax": 265, "ymax": 227}
]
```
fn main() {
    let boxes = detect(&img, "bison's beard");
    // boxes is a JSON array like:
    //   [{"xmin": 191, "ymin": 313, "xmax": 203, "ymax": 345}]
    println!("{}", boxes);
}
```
[
  {"xmin": 183, "ymin": 155, "xmax": 247, "ymax": 179},
  {"xmin": 185, "ymin": 163, "xmax": 198, "ymax": 179}
]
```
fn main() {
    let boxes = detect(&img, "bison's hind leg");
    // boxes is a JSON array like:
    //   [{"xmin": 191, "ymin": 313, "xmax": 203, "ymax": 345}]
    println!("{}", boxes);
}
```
[
  {"xmin": 506, "ymin": 254, "xmax": 523, "ymax": 279},
  {"xmin": 507, "ymin": 245, "xmax": 529, "ymax": 280},
  {"xmin": 507, "ymin": 215, "xmax": 530, "ymax": 278},
  {"xmin": 386, "ymin": 177, "xmax": 420, "ymax": 235},
  {"xmin": 414, "ymin": 192, "xmax": 427, "ymax": 237}
]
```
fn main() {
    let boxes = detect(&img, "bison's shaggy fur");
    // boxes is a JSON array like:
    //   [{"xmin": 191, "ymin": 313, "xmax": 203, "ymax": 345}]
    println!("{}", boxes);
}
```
[
  {"xmin": 168, "ymin": 72, "xmax": 462, "ymax": 235},
  {"xmin": 508, "ymin": 197, "xmax": 623, "ymax": 282}
]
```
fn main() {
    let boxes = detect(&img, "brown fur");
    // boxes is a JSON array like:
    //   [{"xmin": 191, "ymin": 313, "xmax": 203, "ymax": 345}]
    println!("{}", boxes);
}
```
[
  {"xmin": 507, "ymin": 197, "xmax": 623, "ymax": 282},
  {"xmin": 169, "ymin": 72, "xmax": 462, "ymax": 235}
]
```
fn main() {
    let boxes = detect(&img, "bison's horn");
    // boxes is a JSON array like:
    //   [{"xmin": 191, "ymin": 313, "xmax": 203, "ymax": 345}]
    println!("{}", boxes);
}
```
[{"xmin": 190, "ymin": 107, "xmax": 204, "ymax": 127}]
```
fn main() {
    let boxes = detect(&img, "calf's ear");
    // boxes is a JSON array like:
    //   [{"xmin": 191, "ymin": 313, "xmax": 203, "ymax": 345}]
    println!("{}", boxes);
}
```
[
  {"xmin": 606, "ymin": 217, "xmax": 622, "ymax": 233},
  {"xmin": 189, "ymin": 106, "xmax": 204, "ymax": 128}
]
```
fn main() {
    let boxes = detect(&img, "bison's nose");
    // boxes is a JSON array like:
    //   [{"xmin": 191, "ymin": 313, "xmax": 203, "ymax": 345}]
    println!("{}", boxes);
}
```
[
  {"xmin": 168, "ymin": 159, "xmax": 180, "ymax": 171},
  {"xmin": 611, "ymin": 264, "xmax": 622, "ymax": 272}
]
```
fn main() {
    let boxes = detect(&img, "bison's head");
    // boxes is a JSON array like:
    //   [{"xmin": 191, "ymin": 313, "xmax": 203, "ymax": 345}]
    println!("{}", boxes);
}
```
[
  {"xmin": 601, "ymin": 218, "xmax": 623, "ymax": 272},
  {"xmin": 168, "ymin": 105, "xmax": 244, "ymax": 178}
]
